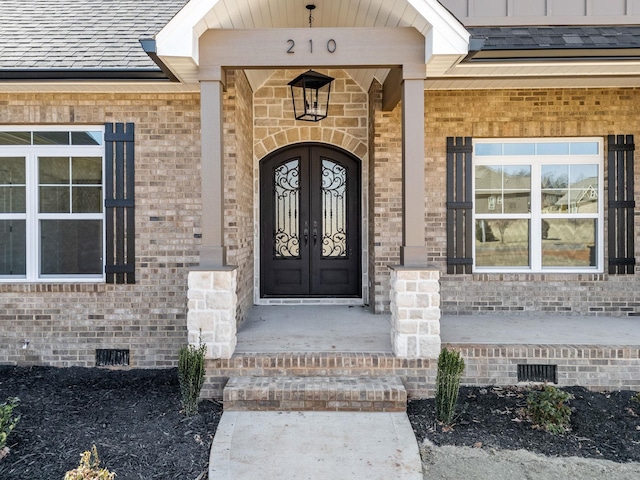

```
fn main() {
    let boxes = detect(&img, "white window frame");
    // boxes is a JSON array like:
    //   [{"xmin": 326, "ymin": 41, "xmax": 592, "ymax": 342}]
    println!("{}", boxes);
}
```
[
  {"xmin": 472, "ymin": 137, "xmax": 604, "ymax": 273},
  {"xmin": 0, "ymin": 126, "xmax": 105, "ymax": 282}
]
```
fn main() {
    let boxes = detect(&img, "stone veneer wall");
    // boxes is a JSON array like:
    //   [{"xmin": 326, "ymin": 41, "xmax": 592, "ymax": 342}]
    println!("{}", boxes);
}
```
[
  {"xmin": 0, "ymin": 92, "xmax": 202, "ymax": 367},
  {"xmin": 223, "ymin": 70, "xmax": 254, "ymax": 324},
  {"xmin": 423, "ymin": 88, "xmax": 640, "ymax": 316},
  {"xmin": 252, "ymin": 69, "xmax": 370, "ymax": 303}
]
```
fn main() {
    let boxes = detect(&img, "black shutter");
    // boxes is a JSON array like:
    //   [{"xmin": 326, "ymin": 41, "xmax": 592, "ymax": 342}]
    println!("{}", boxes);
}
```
[
  {"xmin": 446, "ymin": 137, "xmax": 473, "ymax": 274},
  {"xmin": 607, "ymin": 135, "xmax": 635, "ymax": 274},
  {"xmin": 105, "ymin": 123, "xmax": 135, "ymax": 284}
]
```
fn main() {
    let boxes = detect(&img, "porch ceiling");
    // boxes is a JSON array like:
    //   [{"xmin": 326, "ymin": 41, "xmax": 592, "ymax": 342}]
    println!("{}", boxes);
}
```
[{"xmin": 155, "ymin": 0, "xmax": 469, "ymax": 92}]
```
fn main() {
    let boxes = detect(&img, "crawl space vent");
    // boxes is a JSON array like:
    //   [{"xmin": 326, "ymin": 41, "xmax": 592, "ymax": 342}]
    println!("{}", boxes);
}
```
[
  {"xmin": 517, "ymin": 364, "xmax": 557, "ymax": 383},
  {"xmin": 96, "ymin": 349, "xmax": 130, "ymax": 367}
]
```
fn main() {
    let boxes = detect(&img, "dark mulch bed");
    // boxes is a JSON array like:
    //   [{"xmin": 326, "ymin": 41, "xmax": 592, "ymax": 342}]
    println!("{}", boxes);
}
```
[
  {"xmin": 2, "ymin": 368, "xmax": 639, "ymax": 479},
  {"xmin": 0, "ymin": 366, "xmax": 222, "ymax": 480},
  {"xmin": 408, "ymin": 385, "xmax": 640, "ymax": 463}
]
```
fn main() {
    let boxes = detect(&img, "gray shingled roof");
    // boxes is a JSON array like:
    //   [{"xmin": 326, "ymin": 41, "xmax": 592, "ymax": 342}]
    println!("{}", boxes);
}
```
[
  {"xmin": 2, "ymin": 2, "xmax": 640, "ymax": 76},
  {"xmin": 0, "ymin": 0, "xmax": 187, "ymax": 73},
  {"xmin": 468, "ymin": 26, "xmax": 640, "ymax": 51}
]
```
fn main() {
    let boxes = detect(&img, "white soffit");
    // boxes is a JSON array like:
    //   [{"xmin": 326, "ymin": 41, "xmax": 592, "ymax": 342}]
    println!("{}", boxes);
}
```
[{"xmin": 155, "ymin": 0, "xmax": 470, "ymax": 89}]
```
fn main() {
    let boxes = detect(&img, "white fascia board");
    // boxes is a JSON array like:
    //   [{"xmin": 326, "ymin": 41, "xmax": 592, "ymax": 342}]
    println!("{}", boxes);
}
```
[
  {"xmin": 408, "ymin": 0, "xmax": 470, "ymax": 58},
  {"xmin": 155, "ymin": 0, "xmax": 222, "ymax": 64}
]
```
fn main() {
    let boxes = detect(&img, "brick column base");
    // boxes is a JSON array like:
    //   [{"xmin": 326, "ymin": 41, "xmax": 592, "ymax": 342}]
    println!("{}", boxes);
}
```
[
  {"xmin": 187, "ymin": 267, "xmax": 238, "ymax": 359},
  {"xmin": 389, "ymin": 266, "xmax": 441, "ymax": 359}
]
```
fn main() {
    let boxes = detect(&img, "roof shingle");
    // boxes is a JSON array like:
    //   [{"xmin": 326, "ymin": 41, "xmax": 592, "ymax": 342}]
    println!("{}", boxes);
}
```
[
  {"xmin": 0, "ymin": 0, "xmax": 188, "ymax": 71},
  {"xmin": 468, "ymin": 26, "xmax": 640, "ymax": 51}
]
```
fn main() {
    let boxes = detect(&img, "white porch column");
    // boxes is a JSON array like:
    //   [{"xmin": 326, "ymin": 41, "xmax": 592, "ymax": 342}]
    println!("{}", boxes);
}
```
[
  {"xmin": 199, "ymin": 74, "xmax": 226, "ymax": 267},
  {"xmin": 187, "ymin": 71, "xmax": 238, "ymax": 359},
  {"xmin": 389, "ymin": 266, "xmax": 441, "ymax": 359},
  {"xmin": 400, "ymin": 64, "xmax": 429, "ymax": 266}
]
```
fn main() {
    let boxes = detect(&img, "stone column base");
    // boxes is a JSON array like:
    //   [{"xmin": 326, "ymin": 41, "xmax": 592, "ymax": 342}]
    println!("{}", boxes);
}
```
[
  {"xmin": 389, "ymin": 266, "xmax": 441, "ymax": 359},
  {"xmin": 187, "ymin": 267, "xmax": 238, "ymax": 359}
]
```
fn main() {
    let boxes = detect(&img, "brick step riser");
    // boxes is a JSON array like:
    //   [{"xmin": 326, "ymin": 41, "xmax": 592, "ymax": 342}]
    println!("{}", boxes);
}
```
[{"xmin": 223, "ymin": 376, "xmax": 408, "ymax": 412}]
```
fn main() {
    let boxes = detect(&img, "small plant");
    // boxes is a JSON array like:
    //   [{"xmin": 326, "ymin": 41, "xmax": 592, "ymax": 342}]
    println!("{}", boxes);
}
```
[
  {"xmin": 632, "ymin": 392, "xmax": 640, "ymax": 404},
  {"xmin": 526, "ymin": 385, "xmax": 573, "ymax": 434},
  {"xmin": 0, "ymin": 397, "xmax": 20, "ymax": 459},
  {"xmin": 435, "ymin": 348, "xmax": 465, "ymax": 425},
  {"xmin": 178, "ymin": 340, "xmax": 207, "ymax": 416},
  {"xmin": 64, "ymin": 445, "xmax": 115, "ymax": 480}
]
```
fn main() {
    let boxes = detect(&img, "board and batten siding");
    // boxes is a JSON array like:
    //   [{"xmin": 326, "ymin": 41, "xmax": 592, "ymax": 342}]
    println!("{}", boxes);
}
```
[{"xmin": 441, "ymin": 0, "xmax": 640, "ymax": 25}]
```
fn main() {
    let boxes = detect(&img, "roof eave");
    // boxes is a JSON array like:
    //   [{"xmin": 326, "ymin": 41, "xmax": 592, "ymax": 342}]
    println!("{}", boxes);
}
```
[
  {"xmin": 0, "ymin": 69, "xmax": 172, "ymax": 81},
  {"xmin": 464, "ymin": 47, "xmax": 640, "ymax": 63}
]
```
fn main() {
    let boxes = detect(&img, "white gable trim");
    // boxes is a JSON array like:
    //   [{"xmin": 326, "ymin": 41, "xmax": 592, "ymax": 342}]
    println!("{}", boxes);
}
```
[
  {"xmin": 408, "ymin": 0, "xmax": 470, "ymax": 57},
  {"xmin": 155, "ymin": 0, "xmax": 219, "ymax": 64},
  {"xmin": 155, "ymin": 0, "xmax": 469, "ymax": 68}
]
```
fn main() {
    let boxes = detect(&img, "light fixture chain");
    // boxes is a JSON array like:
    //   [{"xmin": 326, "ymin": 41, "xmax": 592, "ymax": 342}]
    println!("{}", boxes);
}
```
[{"xmin": 306, "ymin": 4, "xmax": 316, "ymax": 28}]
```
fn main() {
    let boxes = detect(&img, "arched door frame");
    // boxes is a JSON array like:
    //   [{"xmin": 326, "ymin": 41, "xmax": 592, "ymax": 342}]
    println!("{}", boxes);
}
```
[{"xmin": 254, "ymin": 141, "xmax": 369, "ymax": 305}]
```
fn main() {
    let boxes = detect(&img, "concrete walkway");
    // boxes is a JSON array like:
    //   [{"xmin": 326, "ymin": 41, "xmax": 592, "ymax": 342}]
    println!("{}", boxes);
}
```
[{"xmin": 209, "ymin": 411, "xmax": 422, "ymax": 480}]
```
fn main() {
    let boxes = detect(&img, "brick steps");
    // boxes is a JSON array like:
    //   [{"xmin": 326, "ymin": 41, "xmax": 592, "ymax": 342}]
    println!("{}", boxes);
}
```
[{"xmin": 223, "ymin": 375, "xmax": 407, "ymax": 412}]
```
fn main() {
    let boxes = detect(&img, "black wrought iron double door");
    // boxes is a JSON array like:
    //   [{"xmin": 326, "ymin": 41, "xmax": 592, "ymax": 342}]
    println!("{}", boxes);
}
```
[{"xmin": 260, "ymin": 144, "xmax": 361, "ymax": 297}]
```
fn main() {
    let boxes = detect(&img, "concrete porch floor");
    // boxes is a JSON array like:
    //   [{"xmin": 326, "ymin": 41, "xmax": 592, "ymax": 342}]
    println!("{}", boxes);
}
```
[{"xmin": 236, "ymin": 305, "xmax": 640, "ymax": 353}]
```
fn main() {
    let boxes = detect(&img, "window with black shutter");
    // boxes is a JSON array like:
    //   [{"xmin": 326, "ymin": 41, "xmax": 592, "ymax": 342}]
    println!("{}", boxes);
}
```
[
  {"xmin": 446, "ymin": 137, "xmax": 473, "ymax": 274},
  {"xmin": 607, "ymin": 135, "xmax": 635, "ymax": 274},
  {"xmin": 0, "ymin": 127, "xmax": 104, "ymax": 281},
  {"xmin": 104, "ymin": 123, "xmax": 135, "ymax": 284}
]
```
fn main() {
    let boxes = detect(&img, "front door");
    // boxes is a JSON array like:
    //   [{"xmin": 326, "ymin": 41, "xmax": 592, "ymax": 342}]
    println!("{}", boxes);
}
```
[{"xmin": 260, "ymin": 144, "xmax": 361, "ymax": 297}]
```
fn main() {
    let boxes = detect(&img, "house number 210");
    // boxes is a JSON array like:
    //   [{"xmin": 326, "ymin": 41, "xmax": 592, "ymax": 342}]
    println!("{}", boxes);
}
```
[{"xmin": 286, "ymin": 39, "xmax": 337, "ymax": 54}]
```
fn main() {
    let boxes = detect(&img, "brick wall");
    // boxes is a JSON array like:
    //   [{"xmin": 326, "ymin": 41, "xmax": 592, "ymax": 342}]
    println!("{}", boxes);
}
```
[
  {"xmin": 224, "ymin": 70, "xmax": 255, "ymax": 324},
  {"xmin": 370, "ymin": 82, "xmax": 403, "ymax": 313},
  {"xmin": 448, "ymin": 343, "xmax": 640, "ymax": 392},
  {"xmin": 2, "ymin": 83, "xmax": 640, "ymax": 371},
  {"xmin": 0, "ymin": 92, "xmax": 202, "ymax": 367},
  {"xmin": 422, "ymin": 88, "xmax": 640, "ymax": 316}
]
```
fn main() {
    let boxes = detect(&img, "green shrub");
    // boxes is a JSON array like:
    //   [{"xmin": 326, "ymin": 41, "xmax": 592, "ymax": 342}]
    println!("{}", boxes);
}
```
[
  {"xmin": 0, "ymin": 397, "xmax": 20, "ymax": 452},
  {"xmin": 632, "ymin": 392, "xmax": 640, "ymax": 404},
  {"xmin": 435, "ymin": 348, "xmax": 465, "ymax": 425},
  {"xmin": 64, "ymin": 445, "xmax": 116, "ymax": 480},
  {"xmin": 178, "ymin": 341, "xmax": 207, "ymax": 416},
  {"xmin": 526, "ymin": 385, "xmax": 573, "ymax": 434}
]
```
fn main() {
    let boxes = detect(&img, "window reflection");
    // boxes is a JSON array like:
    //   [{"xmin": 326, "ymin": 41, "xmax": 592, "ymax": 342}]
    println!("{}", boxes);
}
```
[
  {"xmin": 541, "ymin": 164, "xmax": 598, "ymax": 214},
  {"xmin": 475, "ymin": 165, "xmax": 531, "ymax": 214},
  {"xmin": 475, "ymin": 219, "xmax": 530, "ymax": 267},
  {"xmin": 542, "ymin": 219, "xmax": 596, "ymax": 267}
]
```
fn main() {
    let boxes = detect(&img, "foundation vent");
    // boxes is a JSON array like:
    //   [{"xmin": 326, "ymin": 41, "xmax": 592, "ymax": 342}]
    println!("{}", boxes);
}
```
[
  {"xmin": 96, "ymin": 349, "xmax": 130, "ymax": 367},
  {"xmin": 517, "ymin": 364, "xmax": 557, "ymax": 383}
]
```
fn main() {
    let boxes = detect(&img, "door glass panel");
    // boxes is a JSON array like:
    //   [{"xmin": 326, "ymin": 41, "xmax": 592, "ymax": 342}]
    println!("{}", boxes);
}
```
[
  {"xmin": 321, "ymin": 159, "xmax": 347, "ymax": 258},
  {"xmin": 273, "ymin": 159, "xmax": 300, "ymax": 258}
]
